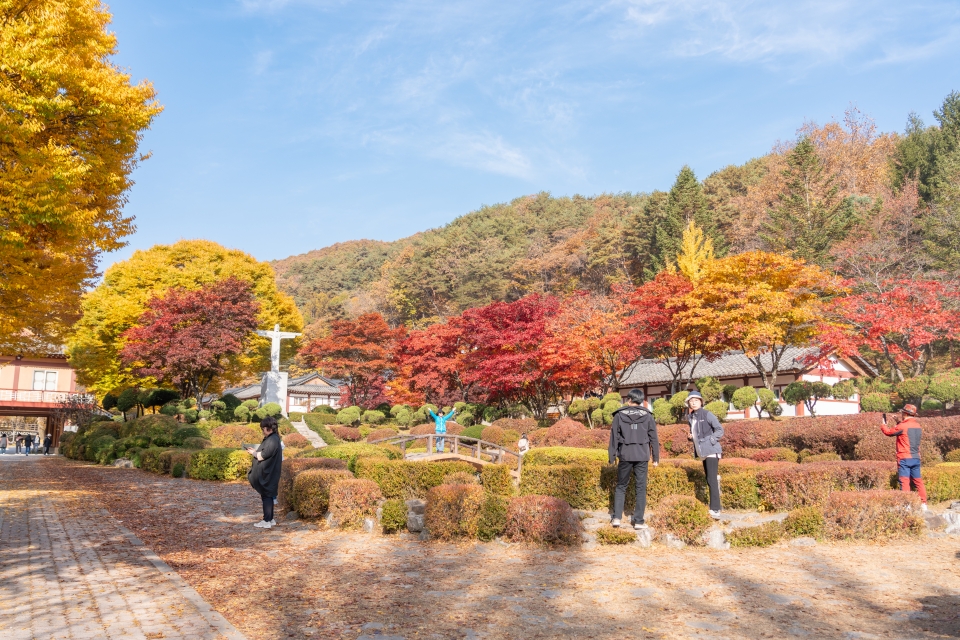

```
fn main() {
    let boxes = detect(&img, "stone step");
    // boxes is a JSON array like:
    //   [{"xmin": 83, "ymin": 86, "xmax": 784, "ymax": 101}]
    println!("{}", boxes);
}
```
[{"xmin": 291, "ymin": 421, "xmax": 326, "ymax": 448}]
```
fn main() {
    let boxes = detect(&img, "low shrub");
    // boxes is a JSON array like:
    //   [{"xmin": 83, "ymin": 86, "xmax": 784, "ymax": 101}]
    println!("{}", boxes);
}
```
[
  {"xmin": 278, "ymin": 458, "xmax": 349, "ymax": 510},
  {"xmin": 783, "ymin": 506, "xmax": 826, "ymax": 539},
  {"xmin": 923, "ymin": 465, "xmax": 960, "ymax": 502},
  {"xmin": 444, "ymin": 471, "xmax": 479, "ymax": 485},
  {"xmin": 183, "ymin": 436, "xmax": 212, "ymax": 449},
  {"xmin": 599, "ymin": 464, "xmax": 696, "ymax": 511},
  {"xmin": 367, "ymin": 427, "xmax": 398, "ymax": 443},
  {"xmin": 596, "ymin": 525, "xmax": 638, "ymax": 545},
  {"xmin": 504, "ymin": 495, "xmax": 581, "ymax": 545},
  {"xmin": 331, "ymin": 426, "xmax": 363, "ymax": 441},
  {"xmin": 649, "ymin": 495, "xmax": 711, "ymax": 545},
  {"xmin": 477, "ymin": 493, "xmax": 509, "ymax": 541},
  {"xmin": 823, "ymin": 490, "xmax": 923, "ymax": 540},
  {"xmin": 727, "ymin": 521, "xmax": 784, "ymax": 547},
  {"xmin": 491, "ymin": 418, "xmax": 538, "ymax": 433},
  {"xmin": 289, "ymin": 412, "xmax": 305, "ymax": 422},
  {"xmin": 801, "ymin": 452, "xmax": 841, "ymax": 463},
  {"xmin": 381, "ymin": 498, "xmax": 408, "ymax": 533},
  {"xmin": 408, "ymin": 422, "xmax": 466, "ymax": 437},
  {"xmin": 328, "ymin": 479, "xmax": 383, "ymax": 529},
  {"xmin": 946, "ymin": 449, "xmax": 960, "ymax": 463},
  {"xmin": 160, "ymin": 449, "xmax": 195, "ymax": 476},
  {"xmin": 188, "ymin": 448, "xmax": 252, "ymax": 481},
  {"xmin": 172, "ymin": 426, "xmax": 204, "ymax": 444},
  {"xmin": 561, "ymin": 429, "xmax": 609, "ymax": 449},
  {"xmin": 520, "ymin": 463, "xmax": 607, "ymax": 510},
  {"xmin": 300, "ymin": 442, "xmax": 402, "ymax": 471},
  {"xmin": 720, "ymin": 472, "xmax": 761, "ymax": 510},
  {"xmin": 751, "ymin": 447, "xmax": 799, "ymax": 463},
  {"xmin": 362, "ymin": 410, "xmax": 386, "ymax": 425},
  {"xmin": 355, "ymin": 458, "xmax": 477, "ymax": 499},
  {"xmin": 292, "ymin": 469, "xmax": 355, "ymax": 518},
  {"xmin": 424, "ymin": 484, "xmax": 485, "ymax": 539},
  {"xmin": 722, "ymin": 421, "xmax": 780, "ymax": 452},
  {"xmin": 460, "ymin": 425, "xmax": 484, "ymax": 440},
  {"xmin": 855, "ymin": 427, "xmax": 942, "ymax": 464},
  {"xmin": 704, "ymin": 400, "xmax": 729, "ymax": 422},
  {"xmin": 480, "ymin": 464, "xmax": 515, "ymax": 496},
  {"xmin": 480, "ymin": 426, "xmax": 505, "ymax": 445},
  {"xmin": 756, "ymin": 461, "xmax": 894, "ymax": 510},
  {"xmin": 210, "ymin": 424, "xmax": 261, "ymax": 449},
  {"xmin": 283, "ymin": 433, "xmax": 309, "ymax": 448},
  {"xmin": 139, "ymin": 447, "xmax": 174, "ymax": 474},
  {"xmin": 524, "ymin": 447, "xmax": 608, "ymax": 467},
  {"xmin": 302, "ymin": 414, "xmax": 343, "ymax": 445}
]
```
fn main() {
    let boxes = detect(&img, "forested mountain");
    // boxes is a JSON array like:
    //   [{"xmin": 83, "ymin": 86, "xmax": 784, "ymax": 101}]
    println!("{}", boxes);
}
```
[{"xmin": 273, "ymin": 96, "xmax": 960, "ymax": 335}]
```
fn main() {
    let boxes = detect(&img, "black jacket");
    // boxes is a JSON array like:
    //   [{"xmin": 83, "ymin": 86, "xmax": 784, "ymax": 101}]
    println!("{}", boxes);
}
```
[
  {"xmin": 248, "ymin": 431, "xmax": 282, "ymax": 497},
  {"xmin": 608, "ymin": 404, "xmax": 659, "ymax": 464}
]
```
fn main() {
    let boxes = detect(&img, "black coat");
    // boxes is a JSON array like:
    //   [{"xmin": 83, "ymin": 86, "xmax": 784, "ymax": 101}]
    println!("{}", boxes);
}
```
[
  {"xmin": 608, "ymin": 404, "xmax": 660, "ymax": 464},
  {"xmin": 248, "ymin": 432, "xmax": 282, "ymax": 497}
]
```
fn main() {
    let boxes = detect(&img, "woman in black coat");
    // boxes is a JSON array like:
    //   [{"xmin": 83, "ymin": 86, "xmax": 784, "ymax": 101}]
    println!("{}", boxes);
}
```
[{"xmin": 247, "ymin": 416, "xmax": 283, "ymax": 529}]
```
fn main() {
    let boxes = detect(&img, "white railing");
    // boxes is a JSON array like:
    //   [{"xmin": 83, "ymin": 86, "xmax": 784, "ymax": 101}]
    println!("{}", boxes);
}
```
[{"xmin": 0, "ymin": 389, "xmax": 95, "ymax": 404}]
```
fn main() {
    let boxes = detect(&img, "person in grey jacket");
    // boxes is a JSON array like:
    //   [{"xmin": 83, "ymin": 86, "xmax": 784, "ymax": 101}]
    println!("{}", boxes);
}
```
[
  {"xmin": 685, "ymin": 391, "xmax": 724, "ymax": 518},
  {"xmin": 608, "ymin": 389, "xmax": 659, "ymax": 529}
]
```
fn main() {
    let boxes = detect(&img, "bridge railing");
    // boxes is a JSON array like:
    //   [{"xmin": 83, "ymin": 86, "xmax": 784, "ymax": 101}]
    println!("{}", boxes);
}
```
[{"xmin": 368, "ymin": 433, "xmax": 523, "ymax": 474}]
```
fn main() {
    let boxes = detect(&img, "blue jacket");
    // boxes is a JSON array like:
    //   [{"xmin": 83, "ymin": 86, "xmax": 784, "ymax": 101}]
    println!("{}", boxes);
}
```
[{"xmin": 428, "ymin": 409, "xmax": 456, "ymax": 434}]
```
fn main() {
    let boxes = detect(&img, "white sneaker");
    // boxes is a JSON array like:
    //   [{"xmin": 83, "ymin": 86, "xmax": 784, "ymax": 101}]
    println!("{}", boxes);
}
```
[
  {"xmin": 269, "ymin": 519, "xmax": 277, "ymax": 526},
  {"xmin": 253, "ymin": 520, "xmax": 273, "ymax": 529},
  {"xmin": 921, "ymin": 503, "xmax": 928, "ymax": 512},
  {"xmin": 709, "ymin": 510, "xmax": 722, "ymax": 519},
  {"xmin": 611, "ymin": 518, "xmax": 621, "ymax": 528},
  {"xmin": 634, "ymin": 522, "xmax": 648, "ymax": 530}
]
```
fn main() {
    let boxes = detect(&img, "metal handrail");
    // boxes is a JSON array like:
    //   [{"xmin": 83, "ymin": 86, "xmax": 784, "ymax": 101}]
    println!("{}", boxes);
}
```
[
  {"xmin": 0, "ymin": 389, "xmax": 96, "ymax": 404},
  {"xmin": 367, "ymin": 432, "xmax": 523, "ymax": 474}
]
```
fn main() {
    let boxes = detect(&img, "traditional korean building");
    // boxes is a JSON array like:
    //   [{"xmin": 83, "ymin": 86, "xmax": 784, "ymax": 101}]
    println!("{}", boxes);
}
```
[
  {"xmin": 222, "ymin": 372, "xmax": 343, "ymax": 414},
  {"xmin": 617, "ymin": 348, "xmax": 876, "ymax": 419}
]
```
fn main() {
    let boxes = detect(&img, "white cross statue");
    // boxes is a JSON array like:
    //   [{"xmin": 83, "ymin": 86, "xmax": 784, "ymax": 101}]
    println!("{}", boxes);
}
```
[{"xmin": 255, "ymin": 324, "xmax": 301, "ymax": 373}]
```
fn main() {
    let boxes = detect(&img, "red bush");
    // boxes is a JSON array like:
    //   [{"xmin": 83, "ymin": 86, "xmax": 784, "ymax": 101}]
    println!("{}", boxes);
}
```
[
  {"xmin": 524, "ymin": 419, "xmax": 608, "ymax": 449},
  {"xmin": 751, "ymin": 447, "xmax": 799, "ymax": 463},
  {"xmin": 563, "ymin": 430, "xmax": 609, "ymax": 449},
  {"xmin": 823, "ymin": 490, "xmax": 923, "ymax": 540},
  {"xmin": 658, "ymin": 424, "xmax": 691, "ymax": 457},
  {"xmin": 721, "ymin": 420, "xmax": 781, "ymax": 452},
  {"xmin": 283, "ymin": 433, "xmax": 309, "ymax": 448},
  {"xmin": 328, "ymin": 479, "xmax": 383, "ymax": 529},
  {"xmin": 410, "ymin": 422, "xmax": 465, "ymax": 436},
  {"xmin": 504, "ymin": 495, "xmax": 582, "ymax": 545},
  {"xmin": 367, "ymin": 428, "xmax": 398, "ymax": 443},
  {"xmin": 331, "ymin": 426, "xmax": 362, "ymax": 441},
  {"xmin": 854, "ymin": 428, "xmax": 942, "ymax": 464},
  {"xmin": 756, "ymin": 461, "xmax": 895, "ymax": 510}
]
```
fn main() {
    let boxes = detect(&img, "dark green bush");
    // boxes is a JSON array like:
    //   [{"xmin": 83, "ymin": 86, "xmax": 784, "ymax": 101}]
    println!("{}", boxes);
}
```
[
  {"xmin": 381, "ymin": 498, "xmax": 408, "ymax": 533},
  {"xmin": 138, "ymin": 447, "xmax": 173, "ymax": 474}
]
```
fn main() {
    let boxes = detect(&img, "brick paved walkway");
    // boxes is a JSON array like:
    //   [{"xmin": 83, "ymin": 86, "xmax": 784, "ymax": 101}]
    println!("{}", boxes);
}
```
[{"xmin": 0, "ymin": 456, "xmax": 245, "ymax": 640}]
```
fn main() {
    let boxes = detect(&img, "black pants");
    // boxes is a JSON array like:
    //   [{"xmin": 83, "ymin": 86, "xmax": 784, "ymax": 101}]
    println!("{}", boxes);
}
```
[
  {"xmin": 703, "ymin": 457, "xmax": 721, "ymax": 511},
  {"xmin": 261, "ymin": 493, "xmax": 275, "ymax": 523},
  {"xmin": 44, "ymin": 445, "xmax": 51, "ymax": 455},
  {"xmin": 613, "ymin": 460, "xmax": 649, "ymax": 523}
]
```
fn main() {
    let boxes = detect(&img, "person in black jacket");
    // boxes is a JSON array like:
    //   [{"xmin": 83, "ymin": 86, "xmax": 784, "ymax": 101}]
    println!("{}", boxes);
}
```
[
  {"xmin": 247, "ymin": 416, "xmax": 283, "ymax": 529},
  {"xmin": 608, "ymin": 389, "xmax": 659, "ymax": 529}
]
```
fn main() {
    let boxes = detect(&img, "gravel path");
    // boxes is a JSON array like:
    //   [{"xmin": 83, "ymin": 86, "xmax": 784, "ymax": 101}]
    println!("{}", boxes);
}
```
[{"xmin": 5, "ymin": 457, "xmax": 960, "ymax": 639}]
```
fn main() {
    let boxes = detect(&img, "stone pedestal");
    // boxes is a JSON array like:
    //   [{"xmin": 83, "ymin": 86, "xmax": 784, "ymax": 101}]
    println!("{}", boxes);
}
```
[{"xmin": 260, "ymin": 371, "xmax": 288, "ymax": 413}]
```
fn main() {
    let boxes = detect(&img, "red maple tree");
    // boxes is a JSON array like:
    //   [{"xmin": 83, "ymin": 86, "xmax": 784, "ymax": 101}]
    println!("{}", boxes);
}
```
[
  {"xmin": 824, "ymin": 278, "xmax": 960, "ymax": 380},
  {"xmin": 390, "ymin": 316, "xmax": 482, "ymax": 406},
  {"xmin": 299, "ymin": 313, "xmax": 404, "ymax": 409},
  {"xmin": 120, "ymin": 277, "xmax": 261, "ymax": 404},
  {"xmin": 458, "ymin": 294, "xmax": 569, "ymax": 419}
]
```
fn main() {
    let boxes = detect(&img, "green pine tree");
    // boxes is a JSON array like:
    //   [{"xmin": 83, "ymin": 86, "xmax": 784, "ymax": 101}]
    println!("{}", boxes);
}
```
[
  {"xmin": 649, "ymin": 166, "xmax": 724, "ymax": 275},
  {"xmin": 760, "ymin": 137, "xmax": 856, "ymax": 266}
]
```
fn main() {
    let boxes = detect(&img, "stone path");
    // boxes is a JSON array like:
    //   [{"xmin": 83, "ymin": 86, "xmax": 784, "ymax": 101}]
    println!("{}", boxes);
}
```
[
  {"xmin": 292, "ymin": 421, "xmax": 326, "ymax": 448},
  {"xmin": 0, "ymin": 456, "xmax": 245, "ymax": 640}
]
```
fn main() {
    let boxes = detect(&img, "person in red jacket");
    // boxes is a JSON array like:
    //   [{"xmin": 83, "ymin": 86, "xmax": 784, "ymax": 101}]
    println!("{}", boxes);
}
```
[{"xmin": 881, "ymin": 404, "xmax": 927, "ymax": 511}]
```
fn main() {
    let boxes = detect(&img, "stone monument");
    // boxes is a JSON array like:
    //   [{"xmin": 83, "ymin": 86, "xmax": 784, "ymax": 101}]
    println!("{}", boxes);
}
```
[{"xmin": 255, "ymin": 324, "xmax": 301, "ymax": 414}]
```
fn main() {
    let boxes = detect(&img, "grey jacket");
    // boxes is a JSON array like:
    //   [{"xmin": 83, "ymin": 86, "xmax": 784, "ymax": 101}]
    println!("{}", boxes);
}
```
[{"xmin": 688, "ymin": 408, "xmax": 724, "ymax": 458}]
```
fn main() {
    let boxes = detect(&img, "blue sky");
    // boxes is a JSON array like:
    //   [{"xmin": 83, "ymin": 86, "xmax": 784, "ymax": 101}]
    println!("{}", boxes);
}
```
[{"xmin": 106, "ymin": 0, "xmax": 960, "ymax": 267}]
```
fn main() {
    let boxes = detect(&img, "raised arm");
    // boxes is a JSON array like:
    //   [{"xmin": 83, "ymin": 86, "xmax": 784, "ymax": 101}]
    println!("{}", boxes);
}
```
[
  {"xmin": 444, "ymin": 409, "xmax": 456, "ymax": 421},
  {"xmin": 428, "ymin": 409, "xmax": 439, "ymax": 420},
  {"xmin": 880, "ymin": 424, "xmax": 903, "ymax": 437}
]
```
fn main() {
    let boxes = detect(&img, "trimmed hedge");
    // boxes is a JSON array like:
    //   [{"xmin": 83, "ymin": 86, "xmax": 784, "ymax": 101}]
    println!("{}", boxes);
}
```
[
  {"xmin": 367, "ymin": 427, "xmax": 399, "ymax": 442},
  {"xmin": 751, "ymin": 447, "xmax": 799, "ymax": 463},
  {"xmin": 524, "ymin": 447, "xmax": 608, "ymax": 467},
  {"xmin": 854, "ymin": 427, "xmax": 942, "ymax": 465},
  {"xmin": 328, "ymin": 479, "xmax": 383, "ymax": 529},
  {"xmin": 527, "ymin": 418, "xmax": 608, "ymax": 449},
  {"xmin": 649, "ymin": 495, "xmax": 711, "ymax": 545},
  {"xmin": 477, "ymin": 493, "xmax": 509, "ymax": 541},
  {"xmin": 278, "ymin": 458, "xmax": 350, "ymax": 510},
  {"xmin": 720, "ymin": 472, "xmax": 761, "ymax": 510},
  {"xmin": 300, "ymin": 442, "xmax": 402, "ymax": 472},
  {"xmin": 783, "ymin": 506, "xmax": 826, "ymax": 539},
  {"xmin": 599, "ymin": 464, "xmax": 696, "ymax": 511},
  {"xmin": 823, "ymin": 490, "xmax": 923, "ymax": 540},
  {"xmin": 355, "ymin": 458, "xmax": 477, "ymax": 499},
  {"xmin": 480, "ymin": 464, "xmax": 515, "ymax": 496},
  {"xmin": 331, "ymin": 426, "xmax": 363, "ymax": 441},
  {"xmin": 292, "ymin": 469, "xmax": 355, "ymax": 518},
  {"xmin": 756, "ymin": 461, "xmax": 894, "ymax": 510},
  {"xmin": 139, "ymin": 447, "xmax": 175, "ymax": 474},
  {"xmin": 945, "ymin": 449, "xmax": 960, "ymax": 463},
  {"xmin": 160, "ymin": 449, "xmax": 196, "ymax": 476},
  {"xmin": 210, "ymin": 424, "xmax": 262, "ymax": 449},
  {"xmin": 504, "ymin": 495, "xmax": 581, "ymax": 545},
  {"xmin": 424, "ymin": 484, "xmax": 485, "ymax": 539},
  {"xmin": 381, "ymin": 498, "xmax": 408, "ymax": 533},
  {"xmin": 520, "ymin": 463, "xmax": 608, "ymax": 510},
  {"xmin": 302, "ymin": 414, "xmax": 344, "ymax": 445},
  {"xmin": 188, "ymin": 448, "xmax": 252, "ymax": 481},
  {"xmin": 924, "ymin": 464, "xmax": 960, "ymax": 502}
]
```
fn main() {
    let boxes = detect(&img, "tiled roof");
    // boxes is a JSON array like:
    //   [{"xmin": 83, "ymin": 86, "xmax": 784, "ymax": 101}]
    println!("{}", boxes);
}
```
[
  {"xmin": 288, "ymin": 384, "xmax": 340, "ymax": 395},
  {"xmin": 619, "ymin": 347, "xmax": 821, "ymax": 387}
]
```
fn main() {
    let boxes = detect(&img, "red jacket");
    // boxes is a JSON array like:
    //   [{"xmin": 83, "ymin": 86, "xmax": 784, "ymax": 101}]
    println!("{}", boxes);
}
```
[{"xmin": 881, "ymin": 416, "xmax": 922, "ymax": 460}]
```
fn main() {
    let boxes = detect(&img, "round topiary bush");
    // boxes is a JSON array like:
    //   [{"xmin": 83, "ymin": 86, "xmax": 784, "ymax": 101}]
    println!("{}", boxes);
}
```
[
  {"xmin": 292, "ymin": 469, "xmax": 356, "ymax": 518},
  {"xmin": 362, "ymin": 410, "xmax": 385, "ymax": 425},
  {"xmin": 337, "ymin": 406, "xmax": 362, "ymax": 425},
  {"xmin": 703, "ymin": 400, "xmax": 728, "ymax": 422},
  {"xmin": 480, "ymin": 426, "xmax": 505, "ymax": 445},
  {"xmin": 860, "ymin": 392, "xmax": 892, "ymax": 413},
  {"xmin": 503, "ymin": 495, "xmax": 582, "ymax": 545},
  {"xmin": 367, "ymin": 427, "xmax": 398, "ymax": 443},
  {"xmin": 652, "ymin": 398, "xmax": 677, "ymax": 425},
  {"xmin": 649, "ymin": 495, "xmax": 711, "ymax": 546}
]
